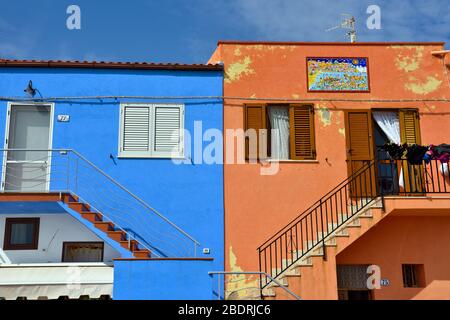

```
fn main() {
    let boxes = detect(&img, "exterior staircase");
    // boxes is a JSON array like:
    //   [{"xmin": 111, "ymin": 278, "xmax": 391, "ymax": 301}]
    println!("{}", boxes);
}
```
[
  {"xmin": 61, "ymin": 193, "xmax": 151, "ymax": 259},
  {"xmin": 258, "ymin": 157, "xmax": 450, "ymax": 300},
  {"xmin": 262, "ymin": 198, "xmax": 384, "ymax": 299}
]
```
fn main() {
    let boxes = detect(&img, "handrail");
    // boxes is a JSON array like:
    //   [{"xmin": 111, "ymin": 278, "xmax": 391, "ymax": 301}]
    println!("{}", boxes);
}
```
[
  {"xmin": 208, "ymin": 271, "xmax": 301, "ymax": 300},
  {"xmin": 69, "ymin": 149, "xmax": 201, "ymax": 246},
  {"xmin": 257, "ymin": 157, "xmax": 450, "ymax": 288},
  {"xmin": 258, "ymin": 159, "xmax": 376, "ymax": 250},
  {"xmin": 0, "ymin": 148, "xmax": 201, "ymax": 257}
]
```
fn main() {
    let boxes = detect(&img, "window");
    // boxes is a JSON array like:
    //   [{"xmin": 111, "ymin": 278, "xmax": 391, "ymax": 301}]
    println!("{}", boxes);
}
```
[
  {"xmin": 119, "ymin": 103, "xmax": 184, "ymax": 158},
  {"xmin": 62, "ymin": 242, "xmax": 104, "ymax": 262},
  {"xmin": 3, "ymin": 218, "xmax": 40, "ymax": 250},
  {"xmin": 402, "ymin": 264, "xmax": 425, "ymax": 288},
  {"xmin": 244, "ymin": 104, "xmax": 316, "ymax": 160}
]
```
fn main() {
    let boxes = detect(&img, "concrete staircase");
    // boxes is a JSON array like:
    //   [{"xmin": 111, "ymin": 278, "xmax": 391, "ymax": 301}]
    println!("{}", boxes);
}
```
[{"xmin": 262, "ymin": 198, "xmax": 385, "ymax": 300}]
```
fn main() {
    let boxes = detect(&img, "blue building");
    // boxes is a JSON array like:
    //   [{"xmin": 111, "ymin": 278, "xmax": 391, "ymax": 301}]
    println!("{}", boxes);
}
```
[{"xmin": 0, "ymin": 60, "xmax": 224, "ymax": 300}]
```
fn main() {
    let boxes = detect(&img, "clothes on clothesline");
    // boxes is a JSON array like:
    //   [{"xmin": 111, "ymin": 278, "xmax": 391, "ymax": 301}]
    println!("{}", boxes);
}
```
[{"xmin": 381, "ymin": 143, "xmax": 450, "ymax": 165}]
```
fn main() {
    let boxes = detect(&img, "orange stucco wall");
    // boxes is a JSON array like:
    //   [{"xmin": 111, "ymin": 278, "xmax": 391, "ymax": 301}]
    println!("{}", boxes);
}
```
[
  {"xmin": 337, "ymin": 215, "xmax": 450, "ymax": 300},
  {"xmin": 208, "ymin": 41, "xmax": 450, "ymax": 281}
]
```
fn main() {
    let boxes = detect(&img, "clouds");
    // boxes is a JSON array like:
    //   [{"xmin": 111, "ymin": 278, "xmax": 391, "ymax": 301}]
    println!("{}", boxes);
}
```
[
  {"xmin": 0, "ymin": 0, "xmax": 447, "ymax": 63},
  {"xmin": 229, "ymin": 0, "xmax": 449, "ymax": 44}
]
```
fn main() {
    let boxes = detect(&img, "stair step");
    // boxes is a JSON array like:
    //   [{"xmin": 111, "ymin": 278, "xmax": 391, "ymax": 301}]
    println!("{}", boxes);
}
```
[
  {"xmin": 107, "ymin": 230, "xmax": 126, "ymax": 242},
  {"xmin": 94, "ymin": 221, "xmax": 115, "ymax": 232},
  {"xmin": 120, "ymin": 240, "xmax": 139, "ymax": 251},
  {"xmin": 68, "ymin": 202, "xmax": 90, "ymax": 213},
  {"xmin": 62, "ymin": 193, "xmax": 78, "ymax": 204},
  {"xmin": 81, "ymin": 212, "xmax": 102, "ymax": 223},
  {"xmin": 267, "ymin": 277, "xmax": 288, "ymax": 288},
  {"xmin": 133, "ymin": 249, "xmax": 151, "ymax": 259}
]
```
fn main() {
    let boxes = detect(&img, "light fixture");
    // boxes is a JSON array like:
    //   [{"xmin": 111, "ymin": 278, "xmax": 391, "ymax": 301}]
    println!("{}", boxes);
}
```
[{"xmin": 24, "ymin": 80, "xmax": 36, "ymax": 97}]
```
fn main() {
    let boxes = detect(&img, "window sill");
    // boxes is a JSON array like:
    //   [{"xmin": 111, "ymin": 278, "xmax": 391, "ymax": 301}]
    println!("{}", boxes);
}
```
[
  {"xmin": 117, "ymin": 155, "xmax": 186, "ymax": 160},
  {"xmin": 265, "ymin": 159, "xmax": 319, "ymax": 164}
]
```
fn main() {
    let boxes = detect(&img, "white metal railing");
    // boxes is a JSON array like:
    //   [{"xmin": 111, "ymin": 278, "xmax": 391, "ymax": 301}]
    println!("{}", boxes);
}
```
[
  {"xmin": 0, "ymin": 149, "xmax": 201, "ymax": 258},
  {"xmin": 208, "ymin": 271, "xmax": 301, "ymax": 300}
]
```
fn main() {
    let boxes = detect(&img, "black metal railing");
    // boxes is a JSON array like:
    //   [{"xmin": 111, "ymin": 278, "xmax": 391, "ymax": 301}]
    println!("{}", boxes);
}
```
[{"xmin": 258, "ymin": 158, "xmax": 450, "ymax": 288}]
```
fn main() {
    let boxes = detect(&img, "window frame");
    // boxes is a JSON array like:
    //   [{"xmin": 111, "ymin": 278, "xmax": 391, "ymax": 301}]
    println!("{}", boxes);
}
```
[
  {"xmin": 61, "ymin": 241, "xmax": 104, "ymax": 263},
  {"xmin": 244, "ymin": 103, "xmax": 316, "ymax": 161},
  {"xmin": 3, "ymin": 217, "xmax": 40, "ymax": 250},
  {"xmin": 118, "ymin": 103, "xmax": 185, "ymax": 159},
  {"xmin": 402, "ymin": 264, "xmax": 425, "ymax": 288}
]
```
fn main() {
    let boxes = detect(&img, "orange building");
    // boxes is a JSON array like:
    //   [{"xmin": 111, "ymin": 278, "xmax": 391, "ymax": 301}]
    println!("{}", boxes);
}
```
[{"xmin": 209, "ymin": 41, "xmax": 450, "ymax": 300}]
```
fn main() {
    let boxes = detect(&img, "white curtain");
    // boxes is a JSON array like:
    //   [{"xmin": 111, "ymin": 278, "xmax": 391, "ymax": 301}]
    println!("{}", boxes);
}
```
[
  {"xmin": 268, "ymin": 107, "xmax": 290, "ymax": 160},
  {"xmin": 373, "ymin": 111, "xmax": 404, "ymax": 188},
  {"xmin": 372, "ymin": 112, "xmax": 401, "ymax": 145}
]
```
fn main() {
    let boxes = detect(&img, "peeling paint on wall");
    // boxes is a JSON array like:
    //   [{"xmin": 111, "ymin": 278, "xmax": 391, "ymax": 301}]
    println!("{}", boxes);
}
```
[
  {"xmin": 338, "ymin": 128, "xmax": 345, "ymax": 137},
  {"xmin": 318, "ymin": 107, "xmax": 332, "ymax": 127},
  {"xmin": 234, "ymin": 47, "xmax": 242, "ymax": 56},
  {"xmin": 390, "ymin": 46, "xmax": 425, "ymax": 72},
  {"xmin": 405, "ymin": 76, "xmax": 442, "ymax": 94},
  {"xmin": 227, "ymin": 246, "xmax": 259, "ymax": 299},
  {"xmin": 225, "ymin": 56, "xmax": 255, "ymax": 83}
]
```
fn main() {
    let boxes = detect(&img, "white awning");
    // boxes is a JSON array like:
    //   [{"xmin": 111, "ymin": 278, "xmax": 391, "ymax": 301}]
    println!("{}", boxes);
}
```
[{"xmin": 0, "ymin": 263, "xmax": 113, "ymax": 300}]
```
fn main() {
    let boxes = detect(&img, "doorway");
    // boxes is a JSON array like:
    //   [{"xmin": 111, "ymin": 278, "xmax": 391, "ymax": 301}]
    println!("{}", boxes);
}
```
[
  {"xmin": 345, "ymin": 109, "xmax": 422, "ymax": 196},
  {"xmin": 2, "ymin": 103, "xmax": 54, "ymax": 192}
]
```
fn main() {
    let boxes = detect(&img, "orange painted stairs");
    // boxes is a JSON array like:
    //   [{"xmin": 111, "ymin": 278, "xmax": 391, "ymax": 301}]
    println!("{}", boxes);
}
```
[{"xmin": 62, "ymin": 193, "xmax": 151, "ymax": 259}]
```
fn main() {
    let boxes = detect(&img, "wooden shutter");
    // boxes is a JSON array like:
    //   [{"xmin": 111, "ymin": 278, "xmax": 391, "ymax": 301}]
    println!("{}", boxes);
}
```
[
  {"xmin": 122, "ymin": 106, "xmax": 150, "ymax": 152},
  {"xmin": 399, "ymin": 109, "xmax": 423, "ymax": 193},
  {"xmin": 245, "ymin": 104, "xmax": 267, "ymax": 159},
  {"xmin": 399, "ymin": 109, "xmax": 421, "ymax": 144},
  {"xmin": 153, "ymin": 105, "xmax": 183, "ymax": 157},
  {"xmin": 346, "ymin": 111, "xmax": 376, "ymax": 197},
  {"xmin": 289, "ymin": 105, "xmax": 316, "ymax": 160},
  {"xmin": 346, "ymin": 112, "xmax": 373, "ymax": 161}
]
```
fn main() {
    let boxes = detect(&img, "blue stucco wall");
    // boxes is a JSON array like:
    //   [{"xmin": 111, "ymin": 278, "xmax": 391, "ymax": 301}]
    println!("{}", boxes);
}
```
[
  {"xmin": 0, "ymin": 67, "xmax": 224, "ymax": 299},
  {"xmin": 114, "ymin": 259, "xmax": 215, "ymax": 300}
]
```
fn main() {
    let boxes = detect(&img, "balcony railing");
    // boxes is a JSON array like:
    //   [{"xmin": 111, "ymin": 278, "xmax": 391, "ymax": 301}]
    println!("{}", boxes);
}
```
[{"xmin": 0, "ymin": 149, "xmax": 200, "ymax": 258}]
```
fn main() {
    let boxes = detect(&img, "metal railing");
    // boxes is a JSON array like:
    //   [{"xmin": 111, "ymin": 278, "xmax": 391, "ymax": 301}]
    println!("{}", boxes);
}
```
[
  {"xmin": 258, "ymin": 158, "xmax": 450, "ymax": 288},
  {"xmin": 0, "ymin": 149, "xmax": 200, "ymax": 257},
  {"xmin": 208, "ymin": 271, "xmax": 301, "ymax": 300}
]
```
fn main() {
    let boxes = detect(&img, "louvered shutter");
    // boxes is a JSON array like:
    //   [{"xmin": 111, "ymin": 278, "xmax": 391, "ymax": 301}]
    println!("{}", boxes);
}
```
[
  {"xmin": 121, "ymin": 106, "xmax": 150, "ymax": 155},
  {"xmin": 399, "ymin": 109, "xmax": 423, "ymax": 193},
  {"xmin": 347, "ymin": 112, "xmax": 372, "ymax": 161},
  {"xmin": 244, "ymin": 105, "xmax": 267, "ymax": 160},
  {"xmin": 152, "ymin": 105, "xmax": 184, "ymax": 158},
  {"xmin": 400, "ymin": 109, "xmax": 421, "ymax": 144},
  {"xmin": 119, "ymin": 104, "xmax": 184, "ymax": 158},
  {"xmin": 289, "ymin": 105, "xmax": 316, "ymax": 160}
]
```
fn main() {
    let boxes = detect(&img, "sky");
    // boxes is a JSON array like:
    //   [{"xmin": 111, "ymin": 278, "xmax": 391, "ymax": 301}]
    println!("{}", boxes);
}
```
[{"xmin": 0, "ymin": 0, "xmax": 448, "ymax": 64}]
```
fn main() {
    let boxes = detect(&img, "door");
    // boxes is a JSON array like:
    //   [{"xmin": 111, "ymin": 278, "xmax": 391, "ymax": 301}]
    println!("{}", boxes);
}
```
[
  {"xmin": 345, "ymin": 111, "xmax": 376, "ymax": 197},
  {"xmin": 3, "ymin": 104, "xmax": 52, "ymax": 192}
]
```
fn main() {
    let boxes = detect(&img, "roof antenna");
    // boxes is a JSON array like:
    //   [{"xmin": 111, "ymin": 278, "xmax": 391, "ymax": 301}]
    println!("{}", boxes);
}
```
[{"xmin": 326, "ymin": 14, "xmax": 357, "ymax": 43}]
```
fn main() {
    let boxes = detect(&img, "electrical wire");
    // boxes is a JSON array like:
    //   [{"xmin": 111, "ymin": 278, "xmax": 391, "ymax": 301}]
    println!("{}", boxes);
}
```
[{"xmin": 0, "ymin": 95, "xmax": 449, "ymax": 103}]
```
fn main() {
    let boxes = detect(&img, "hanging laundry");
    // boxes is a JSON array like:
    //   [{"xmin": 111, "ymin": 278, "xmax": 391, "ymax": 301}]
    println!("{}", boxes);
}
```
[
  {"xmin": 381, "ymin": 142, "xmax": 406, "ymax": 160},
  {"xmin": 406, "ymin": 144, "xmax": 428, "ymax": 165}
]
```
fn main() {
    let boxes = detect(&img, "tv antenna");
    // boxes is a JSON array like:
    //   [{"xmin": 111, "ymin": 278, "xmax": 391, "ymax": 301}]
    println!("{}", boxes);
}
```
[{"xmin": 326, "ymin": 14, "xmax": 357, "ymax": 43}]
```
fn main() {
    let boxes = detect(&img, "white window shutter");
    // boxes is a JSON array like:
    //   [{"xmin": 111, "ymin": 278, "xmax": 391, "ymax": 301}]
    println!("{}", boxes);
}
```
[
  {"xmin": 152, "ymin": 105, "xmax": 184, "ymax": 158},
  {"xmin": 120, "ymin": 106, "xmax": 150, "ymax": 156},
  {"xmin": 119, "ymin": 104, "xmax": 184, "ymax": 158}
]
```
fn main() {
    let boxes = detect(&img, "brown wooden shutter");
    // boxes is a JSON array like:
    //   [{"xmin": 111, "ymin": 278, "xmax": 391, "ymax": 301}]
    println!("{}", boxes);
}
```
[
  {"xmin": 244, "ymin": 104, "xmax": 267, "ymax": 159},
  {"xmin": 399, "ymin": 109, "xmax": 423, "ymax": 193},
  {"xmin": 346, "ymin": 111, "xmax": 373, "ymax": 161},
  {"xmin": 289, "ymin": 105, "xmax": 316, "ymax": 160},
  {"xmin": 399, "ymin": 109, "xmax": 421, "ymax": 144},
  {"xmin": 345, "ymin": 111, "xmax": 376, "ymax": 197}
]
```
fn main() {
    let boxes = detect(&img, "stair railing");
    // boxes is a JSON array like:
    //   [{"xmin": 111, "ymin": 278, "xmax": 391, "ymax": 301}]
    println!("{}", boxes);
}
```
[
  {"xmin": 0, "ymin": 149, "xmax": 201, "ymax": 257},
  {"xmin": 258, "ymin": 156, "xmax": 450, "ymax": 288}
]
